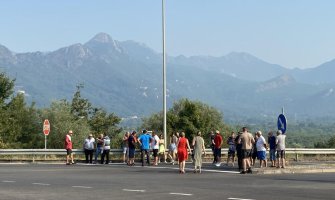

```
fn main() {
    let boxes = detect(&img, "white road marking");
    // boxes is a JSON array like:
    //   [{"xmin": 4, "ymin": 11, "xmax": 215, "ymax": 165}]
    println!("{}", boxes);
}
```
[
  {"xmin": 122, "ymin": 189, "xmax": 146, "ymax": 192},
  {"xmin": 32, "ymin": 183, "xmax": 50, "ymax": 186},
  {"xmin": 134, "ymin": 165, "xmax": 239, "ymax": 174},
  {"xmin": 72, "ymin": 186, "xmax": 92, "ymax": 189},
  {"xmin": 2, "ymin": 180, "xmax": 16, "ymax": 183},
  {"xmin": 228, "ymin": 198, "xmax": 256, "ymax": 200},
  {"xmin": 169, "ymin": 193, "xmax": 193, "ymax": 196}
]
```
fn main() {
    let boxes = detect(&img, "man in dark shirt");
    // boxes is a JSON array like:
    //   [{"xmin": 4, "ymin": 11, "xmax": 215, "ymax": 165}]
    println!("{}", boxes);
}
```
[
  {"xmin": 268, "ymin": 131, "xmax": 276, "ymax": 167},
  {"xmin": 235, "ymin": 132, "xmax": 243, "ymax": 171},
  {"xmin": 210, "ymin": 131, "xmax": 216, "ymax": 164}
]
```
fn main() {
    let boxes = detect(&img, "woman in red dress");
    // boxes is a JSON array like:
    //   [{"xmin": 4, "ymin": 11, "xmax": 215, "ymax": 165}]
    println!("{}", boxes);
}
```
[{"xmin": 177, "ymin": 132, "xmax": 191, "ymax": 173}]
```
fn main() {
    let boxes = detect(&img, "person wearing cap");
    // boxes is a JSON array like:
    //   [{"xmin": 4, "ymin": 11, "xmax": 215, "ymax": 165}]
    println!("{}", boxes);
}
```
[
  {"xmin": 65, "ymin": 130, "xmax": 74, "ymax": 165},
  {"xmin": 213, "ymin": 130, "xmax": 223, "ymax": 167},
  {"xmin": 83, "ymin": 133, "xmax": 95, "ymax": 164},
  {"xmin": 101, "ymin": 133, "xmax": 111, "ymax": 164},
  {"xmin": 276, "ymin": 130, "xmax": 286, "ymax": 168}
]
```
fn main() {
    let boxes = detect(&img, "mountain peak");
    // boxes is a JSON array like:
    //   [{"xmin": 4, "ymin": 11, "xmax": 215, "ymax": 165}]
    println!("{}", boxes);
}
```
[
  {"xmin": 225, "ymin": 52, "xmax": 259, "ymax": 61},
  {"xmin": 85, "ymin": 33, "xmax": 123, "ymax": 54},
  {"xmin": 89, "ymin": 32, "xmax": 113, "ymax": 43}
]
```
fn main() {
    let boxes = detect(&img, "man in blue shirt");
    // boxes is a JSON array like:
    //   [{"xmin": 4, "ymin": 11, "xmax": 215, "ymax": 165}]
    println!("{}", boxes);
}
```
[
  {"xmin": 138, "ymin": 129, "xmax": 152, "ymax": 166},
  {"xmin": 268, "ymin": 131, "xmax": 276, "ymax": 167}
]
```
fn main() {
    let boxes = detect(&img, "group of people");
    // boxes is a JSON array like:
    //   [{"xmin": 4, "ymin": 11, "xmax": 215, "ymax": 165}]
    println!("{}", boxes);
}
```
[
  {"xmin": 220, "ymin": 127, "xmax": 287, "ymax": 174},
  {"xmin": 64, "ymin": 127, "xmax": 286, "ymax": 175},
  {"xmin": 64, "ymin": 130, "xmax": 112, "ymax": 165},
  {"xmin": 121, "ymin": 130, "xmax": 206, "ymax": 174}
]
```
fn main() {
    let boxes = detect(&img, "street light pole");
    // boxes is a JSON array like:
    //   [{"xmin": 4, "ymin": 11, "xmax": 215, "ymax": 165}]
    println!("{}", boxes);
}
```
[{"xmin": 162, "ymin": 0, "xmax": 167, "ymax": 149}]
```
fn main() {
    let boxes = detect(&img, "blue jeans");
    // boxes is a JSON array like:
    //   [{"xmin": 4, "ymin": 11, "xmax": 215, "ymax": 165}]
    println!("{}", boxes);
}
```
[
  {"xmin": 269, "ymin": 149, "xmax": 276, "ymax": 161},
  {"xmin": 94, "ymin": 147, "xmax": 103, "ymax": 163}
]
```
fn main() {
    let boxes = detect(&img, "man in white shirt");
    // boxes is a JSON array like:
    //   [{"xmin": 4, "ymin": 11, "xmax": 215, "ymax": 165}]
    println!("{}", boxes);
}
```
[
  {"xmin": 256, "ymin": 131, "xmax": 267, "ymax": 168},
  {"xmin": 276, "ymin": 130, "xmax": 286, "ymax": 168},
  {"xmin": 83, "ymin": 133, "xmax": 95, "ymax": 164}
]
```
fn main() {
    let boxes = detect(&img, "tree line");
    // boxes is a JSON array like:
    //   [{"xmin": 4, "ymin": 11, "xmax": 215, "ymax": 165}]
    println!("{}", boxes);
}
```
[{"xmin": 1, "ymin": 71, "xmax": 334, "ymax": 149}]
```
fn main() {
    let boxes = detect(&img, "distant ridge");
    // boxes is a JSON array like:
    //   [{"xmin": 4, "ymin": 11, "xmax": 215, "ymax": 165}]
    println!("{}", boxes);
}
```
[{"xmin": 1, "ymin": 32, "xmax": 335, "ymax": 120}]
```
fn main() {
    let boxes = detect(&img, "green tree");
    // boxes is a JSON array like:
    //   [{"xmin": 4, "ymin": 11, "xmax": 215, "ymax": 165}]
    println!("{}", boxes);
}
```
[
  {"xmin": 41, "ymin": 100, "xmax": 90, "ymax": 149},
  {"xmin": 142, "ymin": 98, "xmax": 230, "ymax": 143},
  {"xmin": 89, "ymin": 108, "xmax": 122, "ymax": 148},
  {"xmin": 71, "ymin": 84, "xmax": 92, "ymax": 120},
  {"xmin": 0, "ymin": 72, "xmax": 15, "ymax": 106}
]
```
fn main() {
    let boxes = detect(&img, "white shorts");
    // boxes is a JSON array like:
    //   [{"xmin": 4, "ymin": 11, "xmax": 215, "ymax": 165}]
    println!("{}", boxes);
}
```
[{"xmin": 123, "ymin": 147, "xmax": 128, "ymax": 154}]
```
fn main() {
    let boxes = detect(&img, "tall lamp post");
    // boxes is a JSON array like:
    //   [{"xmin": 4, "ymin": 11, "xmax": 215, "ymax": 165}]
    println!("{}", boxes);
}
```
[{"xmin": 162, "ymin": 0, "xmax": 167, "ymax": 148}]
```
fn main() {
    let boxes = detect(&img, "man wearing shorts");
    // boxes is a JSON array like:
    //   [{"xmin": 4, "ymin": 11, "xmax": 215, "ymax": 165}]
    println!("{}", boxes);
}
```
[
  {"xmin": 65, "ymin": 130, "xmax": 74, "ymax": 165},
  {"xmin": 256, "ymin": 131, "xmax": 267, "ymax": 168},
  {"xmin": 276, "ymin": 130, "xmax": 286, "ymax": 168},
  {"xmin": 238, "ymin": 127, "xmax": 255, "ymax": 174},
  {"xmin": 122, "ymin": 132, "xmax": 130, "ymax": 164},
  {"xmin": 226, "ymin": 132, "xmax": 236, "ymax": 166},
  {"xmin": 151, "ymin": 131, "xmax": 160, "ymax": 166}
]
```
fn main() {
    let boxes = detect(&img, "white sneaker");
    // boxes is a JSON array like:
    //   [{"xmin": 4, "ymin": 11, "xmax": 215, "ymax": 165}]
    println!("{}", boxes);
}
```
[{"xmin": 215, "ymin": 163, "xmax": 221, "ymax": 167}]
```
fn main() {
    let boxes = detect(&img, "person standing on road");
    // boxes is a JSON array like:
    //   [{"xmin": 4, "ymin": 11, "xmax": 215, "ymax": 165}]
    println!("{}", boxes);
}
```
[
  {"xmin": 65, "ymin": 130, "xmax": 74, "ymax": 165},
  {"xmin": 238, "ymin": 127, "xmax": 255, "ymax": 174},
  {"xmin": 268, "ymin": 131, "xmax": 276, "ymax": 167},
  {"xmin": 177, "ymin": 132, "xmax": 191, "ymax": 174},
  {"xmin": 256, "ymin": 131, "xmax": 267, "ymax": 168},
  {"xmin": 101, "ymin": 134, "xmax": 111, "ymax": 164},
  {"xmin": 122, "ymin": 132, "xmax": 130, "ymax": 164},
  {"xmin": 209, "ymin": 131, "xmax": 216, "ymax": 164},
  {"xmin": 213, "ymin": 130, "xmax": 223, "ymax": 167},
  {"xmin": 94, "ymin": 134, "xmax": 104, "ymax": 164},
  {"xmin": 151, "ymin": 131, "xmax": 160, "ymax": 166},
  {"xmin": 192, "ymin": 131, "xmax": 206, "ymax": 173},
  {"xmin": 226, "ymin": 132, "xmax": 236, "ymax": 167},
  {"xmin": 235, "ymin": 132, "xmax": 243, "ymax": 171},
  {"xmin": 158, "ymin": 134, "xmax": 167, "ymax": 163},
  {"xmin": 251, "ymin": 133, "xmax": 258, "ymax": 166},
  {"xmin": 138, "ymin": 129, "xmax": 152, "ymax": 166},
  {"xmin": 128, "ymin": 131, "xmax": 137, "ymax": 166},
  {"xmin": 167, "ymin": 133, "xmax": 178, "ymax": 165},
  {"xmin": 83, "ymin": 133, "xmax": 95, "ymax": 164},
  {"xmin": 276, "ymin": 130, "xmax": 286, "ymax": 168}
]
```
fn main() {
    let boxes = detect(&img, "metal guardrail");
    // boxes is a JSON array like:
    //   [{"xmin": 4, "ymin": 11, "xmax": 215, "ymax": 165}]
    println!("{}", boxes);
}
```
[{"xmin": 1, "ymin": 148, "xmax": 335, "ymax": 155}]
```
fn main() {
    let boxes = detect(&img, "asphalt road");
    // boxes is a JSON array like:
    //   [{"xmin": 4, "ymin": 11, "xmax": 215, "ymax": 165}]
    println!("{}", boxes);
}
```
[{"xmin": 0, "ymin": 163, "xmax": 334, "ymax": 200}]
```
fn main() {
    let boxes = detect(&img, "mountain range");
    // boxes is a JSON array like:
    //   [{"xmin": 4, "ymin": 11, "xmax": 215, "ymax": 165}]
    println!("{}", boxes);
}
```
[{"xmin": 1, "ymin": 33, "xmax": 335, "ymax": 123}]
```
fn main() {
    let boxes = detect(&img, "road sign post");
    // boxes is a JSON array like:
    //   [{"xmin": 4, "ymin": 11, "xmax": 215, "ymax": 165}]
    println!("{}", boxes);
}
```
[
  {"xmin": 43, "ymin": 119, "xmax": 50, "ymax": 159},
  {"xmin": 277, "ymin": 108, "xmax": 287, "ymax": 134}
]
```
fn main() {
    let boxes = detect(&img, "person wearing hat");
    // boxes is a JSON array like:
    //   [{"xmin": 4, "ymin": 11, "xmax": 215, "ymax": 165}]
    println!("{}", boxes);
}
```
[
  {"xmin": 213, "ymin": 130, "xmax": 223, "ymax": 167},
  {"xmin": 65, "ymin": 130, "xmax": 74, "ymax": 165},
  {"xmin": 83, "ymin": 133, "xmax": 95, "ymax": 164}
]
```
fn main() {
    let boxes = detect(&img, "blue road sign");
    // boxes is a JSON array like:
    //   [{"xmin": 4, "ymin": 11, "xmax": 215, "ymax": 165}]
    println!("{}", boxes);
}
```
[{"xmin": 277, "ymin": 114, "xmax": 287, "ymax": 134}]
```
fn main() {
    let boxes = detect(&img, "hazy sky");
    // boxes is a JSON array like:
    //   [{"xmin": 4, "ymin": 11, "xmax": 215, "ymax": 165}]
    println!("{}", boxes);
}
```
[{"xmin": 1, "ymin": 0, "xmax": 334, "ymax": 69}]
